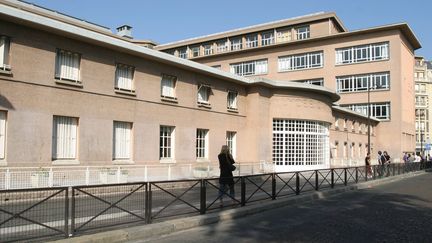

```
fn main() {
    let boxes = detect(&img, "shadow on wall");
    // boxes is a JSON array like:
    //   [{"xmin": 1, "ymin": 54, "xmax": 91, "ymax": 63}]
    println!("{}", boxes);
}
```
[{"xmin": 0, "ymin": 94, "xmax": 14, "ymax": 110}]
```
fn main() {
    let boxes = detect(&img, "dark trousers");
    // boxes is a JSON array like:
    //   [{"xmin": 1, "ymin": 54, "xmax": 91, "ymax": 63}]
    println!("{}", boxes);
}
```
[{"xmin": 218, "ymin": 183, "xmax": 235, "ymax": 199}]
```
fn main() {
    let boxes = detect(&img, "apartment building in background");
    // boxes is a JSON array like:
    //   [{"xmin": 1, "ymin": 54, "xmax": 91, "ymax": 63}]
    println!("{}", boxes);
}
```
[
  {"xmin": 156, "ymin": 12, "xmax": 421, "ymax": 162},
  {"xmin": 414, "ymin": 56, "xmax": 432, "ymax": 155}
]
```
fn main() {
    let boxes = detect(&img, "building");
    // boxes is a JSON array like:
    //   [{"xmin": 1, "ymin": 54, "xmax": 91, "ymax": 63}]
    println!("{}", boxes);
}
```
[
  {"xmin": 0, "ymin": 1, "xmax": 417, "ymax": 186},
  {"xmin": 155, "ymin": 12, "xmax": 421, "ymax": 162},
  {"xmin": 414, "ymin": 56, "xmax": 432, "ymax": 155}
]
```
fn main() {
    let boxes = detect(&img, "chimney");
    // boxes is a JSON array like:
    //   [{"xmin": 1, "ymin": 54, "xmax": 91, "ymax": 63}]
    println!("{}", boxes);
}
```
[{"xmin": 116, "ymin": 25, "xmax": 133, "ymax": 39}]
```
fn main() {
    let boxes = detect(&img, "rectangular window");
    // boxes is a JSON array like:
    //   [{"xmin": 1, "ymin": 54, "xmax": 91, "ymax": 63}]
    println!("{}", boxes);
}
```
[
  {"xmin": 230, "ymin": 38, "xmax": 242, "ymax": 51},
  {"xmin": 0, "ymin": 111, "xmax": 6, "ymax": 159},
  {"xmin": 113, "ymin": 121, "xmax": 132, "ymax": 160},
  {"xmin": 276, "ymin": 29, "xmax": 291, "ymax": 43},
  {"xmin": 0, "ymin": 36, "xmax": 11, "ymax": 71},
  {"xmin": 336, "ymin": 42, "xmax": 389, "ymax": 65},
  {"xmin": 278, "ymin": 51, "xmax": 323, "ymax": 71},
  {"xmin": 204, "ymin": 44, "xmax": 213, "ymax": 55},
  {"xmin": 245, "ymin": 35, "xmax": 258, "ymax": 48},
  {"xmin": 230, "ymin": 59, "xmax": 268, "ymax": 76},
  {"xmin": 216, "ymin": 40, "xmax": 228, "ymax": 53},
  {"xmin": 198, "ymin": 84, "xmax": 211, "ymax": 105},
  {"xmin": 178, "ymin": 48, "xmax": 188, "ymax": 59},
  {"xmin": 227, "ymin": 90, "xmax": 238, "ymax": 110},
  {"xmin": 196, "ymin": 129, "xmax": 209, "ymax": 159},
  {"xmin": 226, "ymin": 131, "xmax": 237, "ymax": 159},
  {"xmin": 115, "ymin": 63, "xmax": 134, "ymax": 92},
  {"xmin": 160, "ymin": 126, "xmax": 174, "ymax": 160},
  {"xmin": 161, "ymin": 74, "xmax": 176, "ymax": 99},
  {"xmin": 343, "ymin": 102, "xmax": 391, "ymax": 120},
  {"xmin": 292, "ymin": 78, "xmax": 324, "ymax": 86},
  {"xmin": 191, "ymin": 46, "xmax": 200, "ymax": 57},
  {"xmin": 336, "ymin": 72, "xmax": 390, "ymax": 93},
  {"xmin": 296, "ymin": 26, "xmax": 310, "ymax": 40},
  {"xmin": 55, "ymin": 49, "xmax": 81, "ymax": 82},
  {"xmin": 261, "ymin": 32, "xmax": 275, "ymax": 46},
  {"xmin": 52, "ymin": 116, "xmax": 78, "ymax": 160}
]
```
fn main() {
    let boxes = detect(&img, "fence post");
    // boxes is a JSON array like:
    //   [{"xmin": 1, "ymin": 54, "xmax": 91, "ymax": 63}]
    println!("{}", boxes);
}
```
[
  {"xmin": 392, "ymin": 164, "xmax": 395, "ymax": 176},
  {"xmin": 48, "ymin": 168, "xmax": 53, "ymax": 187},
  {"xmin": 5, "ymin": 169, "xmax": 10, "ymax": 189},
  {"xmin": 241, "ymin": 177, "xmax": 246, "ymax": 206},
  {"xmin": 85, "ymin": 167, "xmax": 90, "ymax": 185},
  {"xmin": 331, "ymin": 169, "xmax": 334, "ymax": 188},
  {"xmin": 295, "ymin": 172, "xmax": 300, "ymax": 195},
  {"xmin": 355, "ymin": 167, "xmax": 358, "ymax": 183},
  {"xmin": 271, "ymin": 174, "xmax": 276, "ymax": 200},
  {"xmin": 200, "ymin": 180, "xmax": 206, "ymax": 214},
  {"xmin": 315, "ymin": 170, "xmax": 319, "ymax": 191},
  {"xmin": 365, "ymin": 166, "xmax": 368, "ymax": 181},
  {"xmin": 373, "ymin": 165, "xmax": 376, "ymax": 179},
  {"xmin": 344, "ymin": 168, "xmax": 347, "ymax": 186},
  {"xmin": 71, "ymin": 187, "xmax": 75, "ymax": 236},
  {"xmin": 146, "ymin": 182, "xmax": 153, "ymax": 224},
  {"xmin": 64, "ymin": 188, "xmax": 69, "ymax": 237}
]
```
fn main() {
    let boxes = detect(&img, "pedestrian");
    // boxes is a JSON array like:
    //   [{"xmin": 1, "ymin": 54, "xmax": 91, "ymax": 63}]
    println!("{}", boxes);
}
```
[
  {"xmin": 377, "ymin": 151, "xmax": 386, "ymax": 177},
  {"xmin": 383, "ymin": 151, "xmax": 391, "ymax": 176},
  {"xmin": 365, "ymin": 153, "xmax": 372, "ymax": 178},
  {"xmin": 403, "ymin": 152, "xmax": 408, "ymax": 163},
  {"xmin": 218, "ymin": 145, "xmax": 236, "ymax": 207},
  {"xmin": 414, "ymin": 153, "xmax": 421, "ymax": 162}
]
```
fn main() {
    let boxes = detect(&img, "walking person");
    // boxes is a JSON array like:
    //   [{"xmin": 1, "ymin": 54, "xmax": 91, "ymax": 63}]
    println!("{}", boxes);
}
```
[
  {"xmin": 218, "ymin": 145, "xmax": 236, "ymax": 207},
  {"xmin": 377, "ymin": 151, "xmax": 386, "ymax": 177},
  {"xmin": 365, "ymin": 153, "xmax": 372, "ymax": 178},
  {"xmin": 383, "ymin": 151, "xmax": 391, "ymax": 176}
]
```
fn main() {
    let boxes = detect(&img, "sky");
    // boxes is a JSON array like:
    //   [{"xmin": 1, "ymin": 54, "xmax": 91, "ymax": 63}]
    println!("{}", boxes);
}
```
[{"xmin": 28, "ymin": 0, "xmax": 432, "ymax": 58}]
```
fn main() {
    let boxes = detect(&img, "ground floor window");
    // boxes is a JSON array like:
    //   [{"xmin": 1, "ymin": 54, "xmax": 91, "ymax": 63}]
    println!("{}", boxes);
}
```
[
  {"xmin": 272, "ymin": 119, "xmax": 329, "ymax": 166},
  {"xmin": 52, "ymin": 116, "xmax": 78, "ymax": 160}
]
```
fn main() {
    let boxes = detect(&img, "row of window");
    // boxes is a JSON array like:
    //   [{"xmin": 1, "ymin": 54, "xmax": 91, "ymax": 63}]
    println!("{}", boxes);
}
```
[
  {"xmin": 229, "ymin": 42, "xmax": 389, "ymax": 77},
  {"xmin": 0, "ymin": 112, "xmax": 237, "ymax": 162},
  {"xmin": 332, "ymin": 141, "xmax": 369, "ymax": 159},
  {"xmin": 336, "ymin": 72, "xmax": 390, "ymax": 93},
  {"xmin": 169, "ymin": 26, "xmax": 310, "ymax": 59},
  {"xmin": 342, "ymin": 103, "xmax": 391, "ymax": 120},
  {"xmin": 334, "ymin": 118, "xmax": 374, "ymax": 134}
]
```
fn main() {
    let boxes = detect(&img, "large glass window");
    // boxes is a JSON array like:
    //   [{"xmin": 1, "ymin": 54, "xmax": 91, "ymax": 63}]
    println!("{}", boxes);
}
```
[
  {"xmin": 278, "ymin": 51, "xmax": 323, "ymax": 71},
  {"xmin": 52, "ymin": 116, "xmax": 78, "ymax": 160},
  {"xmin": 343, "ymin": 103, "xmax": 391, "ymax": 120},
  {"xmin": 0, "ymin": 111, "xmax": 5, "ymax": 159},
  {"xmin": 336, "ymin": 72, "xmax": 390, "ymax": 93},
  {"xmin": 160, "ymin": 126, "xmax": 174, "ymax": 160},
  {"xmin": 230, "ymin": 59, "xmax": 268, "ymax": 76},
  {"xmin": 272, "ymin": 119, "xmax": 329, "ymax": 166},
  {"xmin": 113, "ymin": 121, "xmax": 132, "ymax": 160},
  {"xmin": 336, "ymin": 42, "xmax": 389, "ymax": 65},
  {"xmin": 196, "ymin": 129, "xmax": 209, "ymax": 159},
  {"xmin": 55, "ymin": 49, "xmax": 81, "ymax": 82},
  {"xmin": 115, "ymin": 63, "xmax": 135, "ymax": 92},
  {"xmin": 0, "ymin": 36, "xmax": 10, "ymax": 71},
  {"xmin": 161, "ymin": 74, "xmax": 176, "ymax": 99}
]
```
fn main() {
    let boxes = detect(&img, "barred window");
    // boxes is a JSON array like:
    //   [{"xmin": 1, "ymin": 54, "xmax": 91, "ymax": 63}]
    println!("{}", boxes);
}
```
[
  {"xmin": 296, "ymin": 26, "xmax": 310, "ymax": 40},
  {"xmin": 343, "ymin": 103, "xmax": 391, "ymax": 120},
  {"xmin": 55, "ymin": 49, "xmax": 81, "ymax": 82},
  {"xmin": 160, "ymin": 126, "xmax": 174, "ymax": 160},
  {"xmin": 226, "ymin": 131, "xmax": 237, "ymax": 159},
  {"xmin": 336, "ymin": 72, "xmax": 390, "ymax": 93},
  {"xmin": 227, "ymin": 91, "xmax": 238, "ymax": 110},
  {"xmin": 272, "ymin": 119, "xmax": 329, "ymax": 167},
  {"xmin": 336, "ymin": 42, "xmax": 389, "ymax": 65},
  {"xmin": 115, "ymin": 63, "xmax": 134, "ymax": 92},
  {"xmin": 196, "ymin": 129, "xmax": 209, "ymax": 159},
  {"xmin": 230, "ymin": 59, "xmax": 268, "ymax": 76},
  {"xmin": 113, "ymin": 121, "xmax": 132, "ymax": 160},
  {"xmin": 52, "ymin": 116, "xmax": 78, "ymax": 160},
  {"xmin": 278, "ymin": 51, "xmax": 323, "ymax": 71}
]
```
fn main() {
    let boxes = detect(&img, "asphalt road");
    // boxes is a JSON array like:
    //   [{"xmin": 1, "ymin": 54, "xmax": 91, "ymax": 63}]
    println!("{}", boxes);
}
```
[{"xmin": 147, "ymin": 172, "xmax": 432, "ymax": 243}]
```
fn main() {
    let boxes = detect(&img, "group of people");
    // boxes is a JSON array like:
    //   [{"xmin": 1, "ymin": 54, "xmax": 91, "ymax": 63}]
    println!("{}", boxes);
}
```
[
  {"xmin": 403, "ymin": 152, "xmax": 431, "ymax": 163},
  {"xmin": 365, "ymin": 150, "xmax": 391, "ymax": 178}
]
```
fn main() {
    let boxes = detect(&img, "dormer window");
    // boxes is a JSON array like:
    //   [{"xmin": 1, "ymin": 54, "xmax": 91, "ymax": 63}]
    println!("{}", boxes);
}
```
[
  {"xmin": 261, "ymin": 32, "xmax": 275, "ymax": 46},
  {"xmin": 246, "ymin": 35, "xmax": 258, "ymax": 48},
  {"xmin": 296, "ymin": 26, "xmax": 310, "ymax": 40}
]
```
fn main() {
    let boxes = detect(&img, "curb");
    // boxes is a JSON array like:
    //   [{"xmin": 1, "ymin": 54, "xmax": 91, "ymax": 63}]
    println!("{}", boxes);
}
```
[{"xmin": 52, "ymin": 171, "xmax": 426, "ymax": 243}]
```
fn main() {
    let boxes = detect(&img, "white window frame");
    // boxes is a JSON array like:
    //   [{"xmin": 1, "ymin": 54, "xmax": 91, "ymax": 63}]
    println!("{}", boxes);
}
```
[
  {"xmin": 292, "ymin": 78, "xmax": 324, "ymax": 86},
  {"xmin": 0, "ymin": 111, "xmax": 6, "ymax": 160},
  {"xmin": 0, "ymin": 36, "xmax": 11, "ymax": 71},
  {"xmin": 335, "ymin": 42, "xmax": 389, "ymax": 65},
  {"xmin": 160, "ymin": 126, "xmax": 175, "ymax": 162},
  {"xmin": 226, "ymin": 131, "xmax": 237, "ymax": 160},
  {"xmin": 343, "ymin": 103, "xmax": 391, "ymax": 121},
  {"xmin": 204, "ymin": 44, "xmax": 213, "ymax": 55},
  {"xmin": 197, "ymin": 84, "xmax": 212, "ymax": 105},
  {"xmin": 278, "ymin": 51, "xmax": 323, "ymax": 72},
  {"xmin": 115, "ymin": 63, "xmax": 135, "ymax": 92},
  {"xmin": 196, "ymin": 129, "xmax": 209, "ymax": 160},
  {"xmin": 216, "ymin": 40, "xmax": 228, "ymax": 53},
  {"xmin": 230, "ymin": 59, "xmax": 268, "ymax": 76},
  {"xmin": 276, "ymin": 29, "xmax": 291, "ymax": 43},
  {"xmin": 296, "ymin": 26, "xmax": 310, "ymax": 40},
  {"xmin": 161, "ymin": 74, "xmax": 177, "ymax": 99},
  {"xmin": 261, "ymin": 32, "xmax": 275, "ymax": 46},
  {"xmin": 245, "ymin": 35, "xmax": 258, "ymax": 48},
  {"xmin": 113, "ymin": 121, "xmax": 132, "ymax": 161},
  {"xmin": 178, "ymin": 48, "xmax": 188, "ymax": 59},
  {"xmin": 230, "ymin": 38, "xmax": 242, "ymax": 51},
  {"xmin": 55, "ymin": 49, "xmax": 81, "ymax": 83},
  {"xmin": 191, "ymin": 46, "xmax": 200, "ymax": 57},
  {"xmin": 336, "ymin": 72, "xmax": 390, "ymax": 93},
  {"xmin": 52, "ymin": 116, "xmax": 78, "ymax": 160},
  {"xmin": 227, "ymin": 90, "xmax": 238, "ymax": 110}
]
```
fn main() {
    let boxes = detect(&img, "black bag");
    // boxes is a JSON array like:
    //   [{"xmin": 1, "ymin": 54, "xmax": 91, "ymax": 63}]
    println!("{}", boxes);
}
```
[
  {"xmin": 226, "ymin": 154, "xmax": 236, "ymax": 171},
  {"xmin": 230, "ymin": 164, "xmax": 236, "ymax": 171}
]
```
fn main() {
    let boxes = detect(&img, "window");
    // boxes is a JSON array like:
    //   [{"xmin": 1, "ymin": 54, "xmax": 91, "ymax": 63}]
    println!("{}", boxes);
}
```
[
  {"xmin": 113, "ymin": 121, "xmax": 132, "ymax": 160},
  {"xmin": 52, "ymin": 116, "xmax": 78, "ymax": 160},
  {"xmin": 336, "ymin": 42, "xmax": 389, "ymax": 65},
  {"xmin": 161, "ymin": 74, "xmax": 176, "ymax": 99},
  {"xmin": 296, "ymin": 26, "xmax": 310, "ymax": 40},
  {"xmin": 230, "ymin": 59, "xmax": 268, "ymax": 76},
  {"xmin": 276, "ymin": 29, "xmax": 291, "ymax": 43},
  {"xmin": 178, "ymin": 48, "xmax": 188, "ymax": 59},
  {"xmin": 197, "ymin": 84, "xmax": 211, "ymax": 105},
  {"xmin": 226, "ymin": 131, "xmax": 237, "ymax": 159},
  {"xmin": 216, "ymin": 40, "xmax": 228, "ymax": 53},
  {"xmin": 196, "ymin": 129, "xmax": 209, "ymax": 159},
  {"xmin": 0, "ymin": 36, "xmax": 11, "ymax": 71},
  {"xmin": 0, "ymin": 111, "xmax": 5, "ymax": 159},
  {"xmin": 191, "ymin": 46, "xmax": 200, "ymax": 57},
  {"xmin": 245, "ymin": 35, "xmax": 258, "ymax": 48},
  {"xmin": 227, "ymin": 91, "xmax": 238, "ymax": 110},
  {"xmin": 160, "ymin": 126, "xmax": 174, "ymax": 160},
  {"xmin": 343, "ymin": 103, "xmax": 391, "ymax": 120},
  {"xmin": 272, "ymin": 119, "xmax": 329, "ymax": 166},
  {"xmin": 261, "ymin": 32, "xmax": 275, "ymax": 46},
  {"xmin": 278, "ymin": 51, "xmax": 323, "ymax": 71},
  {"xmin": 55, "ymin": 49, "xmax": 81, "ymax": 82},
  {"xmin": 335, "ymin": 118, "xmax": 339, "ymax": 129},
  {"xmin": 336, "ymin": 72, "xmax": 390, "ymax": 93},
  {"xmin": 292, "ymin": 78, "xmax": 324, "ymax": 86},
  {"xmin": 115, "ymin": 63, "xmax": 134, "ymax": 92},
  {"xmin": 230, "ymin": 38, "xmax": 242, "ymax": 51},
  {"xmin": 204, "ymin": 44, "xmax": 213, "ymax": 55}
]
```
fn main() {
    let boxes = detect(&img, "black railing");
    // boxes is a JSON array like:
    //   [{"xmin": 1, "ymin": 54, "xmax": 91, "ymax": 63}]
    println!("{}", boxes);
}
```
[{"xmin": 0, "ymin": 162, "xmax": 431, "ymax": 242}]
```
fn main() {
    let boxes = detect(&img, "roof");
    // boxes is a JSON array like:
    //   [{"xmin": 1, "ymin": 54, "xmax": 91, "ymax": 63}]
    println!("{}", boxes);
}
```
[
  {"xmin": 0, "ymin": 1, "xmax": 340, "ymax": 103},
  {"xmin": 332, "ymin": 106, "xmax": 380, "ymax": 122},
  {"xmin": 155, "ymin": 12, "xmax": 347, "ymax": 50}
]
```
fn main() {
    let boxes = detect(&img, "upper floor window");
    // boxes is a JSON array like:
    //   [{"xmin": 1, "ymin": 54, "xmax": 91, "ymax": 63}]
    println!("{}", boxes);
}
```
[
  {"xmin": 0, "ymin": 111, "xmax": 6, "ymax": 159},
  {"xmin": 178, "ymin": 48, "xmax": 188, "ymax": 59},
  {"xmin": 204, "ymin": 44, "xmax": 213, "ymax": 55},
  {"xmin": 276, "ymin": 29, "xmax": 291, "ymax": 43},
  {"xmin": 230, "ymin": 59, "xmax": 268, "ymax": 76},
  {"xmin": 230, "ymin": 38, "xmax": 242, "ymax": 51},
  {"xmin": 197, "ymin": 84, "xmax": 212, "ymax": 105},
  {"xmin": 343, "ymin": 102, "xmax": 391, "ymax": 121},
  {"xmin": 245, "ymin": 35, "xmax": 258, "ymax": 48},
  {"xmin": 55, "ymin": 49, "xmax": 81, "ymax": 82},
  {"xmin": 296, "ymin": 26, "xmax": 310, "ymax": 40},
  {"xmin": 261, "ymin": 32, "xmax": 275, "ymax": 46},
  {"xmin": 415, "ymin": 84, "xmax": 427, "ymax": 94},
  {"xmin": 191, "ymin": 46, "xmax": 200, "ymax": 57},
  {"xmin": 160, "ymin": 126, "xmax": 175, "ymax": 161},
  {"xmin": 115, "ymin": 63, "xmax": 134, "ymax": 92},
  {"xmin": 0, "ymin": 36, "xmax": 11, "ymax": 71},
  {"xmin": 161, "ymin": 74, "xmax": 176, "ymax": 99},
  {"xmin": 415, "ymin": 96, "xmax": 428, "ymax": 107},
  {"xmin": 196, "ymin": 129, "xmax": 209, "ymax": 159},
  {"xmin": 336, "ymin": 72, "xmax": 390, "ymax": 93},
  {"xmin": 278, "ymin": 51, "xmax": 323, "ymax": 72},
  {"xmin": 336, "ymin": 42, "xmax": 389, "ymax": 65},
  {"xmin": 227, "ymin": 91, "xmax": 238, "ymax": 110},
  {"xmin": 216, "ymin": 40, "xmax": 228, "ymax": 53},
  {"xmin": 292, "ymin": 78, "xmax": 324, "ymax": 86},
  {"xmin": 113, "ymin": 121, "xmax": 132, "ymax": 161},
  {"xmin": 52, "ymin": 116, "xmax": 78, "ymax": 160}
]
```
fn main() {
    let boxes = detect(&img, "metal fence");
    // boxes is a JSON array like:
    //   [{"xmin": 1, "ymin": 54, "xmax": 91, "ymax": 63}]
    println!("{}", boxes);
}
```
[{"xmin": 0, "ymin": 162, "xmax": 430, "ymax": 242}]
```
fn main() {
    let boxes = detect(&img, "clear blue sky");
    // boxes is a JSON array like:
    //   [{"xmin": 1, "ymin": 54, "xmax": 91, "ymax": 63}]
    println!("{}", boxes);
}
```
[{"xmin": 29, "ymin": 0, "xmax": 431, "ymax": 58}]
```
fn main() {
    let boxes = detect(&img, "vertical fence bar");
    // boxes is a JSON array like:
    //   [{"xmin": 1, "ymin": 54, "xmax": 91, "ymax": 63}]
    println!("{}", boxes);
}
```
[
  {"xmin": 200, "ymin": 180, "xmax": 206, "ymax": 214},
  {"xmin": 49, "ymin": 168, "xmax": 53, "ymax": 187},
  {"xmin": 331, "ymin": 169, "xmax": 334, "ymax": 188},
  {"xmin": 64, "ymin": 188, "xmax": 69, "ymax": 237},
  {"xmin": 344, "ymin": 168, "xmax": 347, "ymax": 186},
  {"xmin": 365, "ymin": 166, "xmax": 368, "ymax": 181},
  {"xmin": 392, "ymin": 164, "xmax": 395, "ymax": 176},
  {"xmin": 355, "ymin": 167, "xmax": 358, "ymax": 183},
  {"xmin": 295, "ymin": 172, "xmax": 300, "ymax": 195},
  {"xmin": 144, "ymin": 182, "xmax": 149, "ymax": 224},
  {"xmin": 271, "ymin": 174, "xmax": 276, "ymax": 200},
  {"xmin": 147, "ymin": 183, "xmax": 153, "ymax": 224},
  {"xmin": 241, "ymin": 177, "xmax": 246, "ymax": 206},
  {"xmin": 315, "ymin": 170, "xmax": 319, "ymax": 190},
  {"xmin": 373, "ymin": 165, "xmax": 376, "ymax": 179},
  {"xmin": 71, "ymin": 187, "xmax": 76, "ymax": 236}
]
